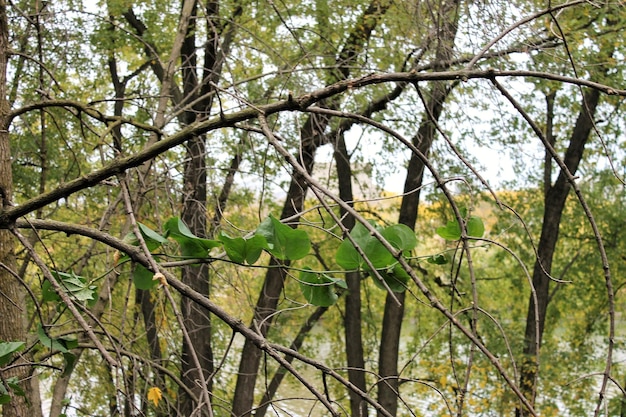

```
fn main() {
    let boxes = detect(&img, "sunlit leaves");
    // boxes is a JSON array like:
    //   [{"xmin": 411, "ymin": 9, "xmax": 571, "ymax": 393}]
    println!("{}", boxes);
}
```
[
  {"xmin": 336, "ymin": 222, "xmax": 393, "ymax": 270},
  {"xmin": 382, "ymin": 224, "xmax": 418, "ymax": 253},
  {"xmin": 336, "ymin": 221, "xmax": 417, "ymax": 292}
]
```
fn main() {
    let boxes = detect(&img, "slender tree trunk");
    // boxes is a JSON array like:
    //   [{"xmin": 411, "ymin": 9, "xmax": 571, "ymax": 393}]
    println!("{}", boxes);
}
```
[
  {"xmin": 0, "ymin": 1, "xmax": 39, "ymax": 414},
  {"xmin": 232, "ymin": 2, "xmax": 391, "ymax": 414},
  {"xmin": 177, "ymin": 1, "xmax": 229, "ymax": 412},
  {"xmin": 255, "ymin": 306, "xmax": 328, "ymax": 417},
  {"xmin": 376, "ymin": 1, "xmax": 459, "ymax": 414},
  {"xmin": 179, "ymin": 141, "xmax": 214, "ymax": 414},
  {"xmin": 516, "ymin": 88, "xmax": 600, "ymax": 416},
  {"xmin": 376, "ymin": 80, "xmax": 453, "ymax": 416},
  {"xmin": 333, "ymin": 133, "xmax": 368, "ymax": 417},
  {"xmin": 232, "ymin": 137, "xmax": 316, "ymax": 416}
]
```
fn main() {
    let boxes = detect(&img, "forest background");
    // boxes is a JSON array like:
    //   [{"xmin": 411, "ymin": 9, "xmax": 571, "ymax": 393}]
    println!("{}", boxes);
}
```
[{"xmin": 0, "ymin": 0, "xmax": 625, "ymax": 416}]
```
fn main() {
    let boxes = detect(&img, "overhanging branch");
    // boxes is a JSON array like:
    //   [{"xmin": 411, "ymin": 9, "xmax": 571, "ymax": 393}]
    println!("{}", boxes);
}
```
[{"xmin": 1, "ymin": 69, "xmax": 624, "ymax": 225}]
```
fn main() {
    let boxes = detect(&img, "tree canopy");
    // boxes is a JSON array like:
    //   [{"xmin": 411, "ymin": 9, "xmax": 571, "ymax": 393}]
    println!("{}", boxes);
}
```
[{"xmin": 0, "ymin": 0, "xmax": 625, "ymax": 416}]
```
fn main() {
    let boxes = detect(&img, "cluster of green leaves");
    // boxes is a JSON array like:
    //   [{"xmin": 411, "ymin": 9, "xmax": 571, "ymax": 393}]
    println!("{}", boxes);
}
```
[
  {"xmin": 435, "ymin": 208, "xmax": 485, "ymax": 241},
  {"xmin": 0, "ymin": 327, "xmax": 80, "ymax": 405},
  {"xmin": 336, "ymin": 222, "xmax": 417, "ymax": 292},
  {"xmin": 0, "ymin": 342, "xmax": 26, "ymax": 405},
  {"xmin": 42, "ymin": 271, "xmax": 98, "ymax": 306},
  {"xmin": 40, "ymin": 212, "xmax": 483, "ymax": 313}
]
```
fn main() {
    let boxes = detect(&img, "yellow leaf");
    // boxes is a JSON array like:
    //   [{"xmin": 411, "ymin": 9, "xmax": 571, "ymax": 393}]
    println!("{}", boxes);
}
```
[{"xmin": 147, "ymin": 386, "xmax": 162, "ymax": 407}]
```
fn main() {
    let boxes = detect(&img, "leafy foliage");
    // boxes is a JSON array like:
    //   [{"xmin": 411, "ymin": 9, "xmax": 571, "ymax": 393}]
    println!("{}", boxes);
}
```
[
  {"xmin": 254, "ymin": 215, "xmax": 311, "ymax": 261},
  {"xmin": 164, "ymin": 217, "xmax": 221, "ymax": 258},
  {"xmin": 435, "ymin": 208, "xmax": 485, "ymax": 241},
  {"xmin": 0, "ymin": 0, "xmax": 624, "ymax": 415},
  {"xmin": 298, "ymin": 268, "xmax": 346, "ymax": 307}
]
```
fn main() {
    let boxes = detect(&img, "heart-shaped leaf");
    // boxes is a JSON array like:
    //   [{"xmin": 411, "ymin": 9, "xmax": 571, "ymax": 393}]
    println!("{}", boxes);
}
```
[
  {"xmin": 299, "ymin": 268, "xmax": 343, "ymax": 307},
  {"xmin": 255, "ymin": 215, "xmax": 310, "ymax": 260}
]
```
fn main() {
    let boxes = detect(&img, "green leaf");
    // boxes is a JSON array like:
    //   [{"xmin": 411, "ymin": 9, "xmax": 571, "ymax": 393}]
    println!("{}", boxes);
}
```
[
  {"xmin": 122, "ymin": 222, "xmax": 168, "ymax": 252},
  {"xmin": 42, "ymin": 279, "xmax": 60, "ymax": 302},
  {"xmin": 44, "ymin": 271, "xmax": 97, "ymax": 304},
  {"xmin": 466, "ymin": 215, "xmax": 485, "ymax": 238},
  {"xmin": 299, "ymin": 268, "xmax": 342, "ymax": 307},
  {"xmin": 133, "ymin": 264, "xmax": 159, "ymax": 290},
  {"xmin": 164, "ymin": 217, "xmax": 222, "ymax": 258},
  {"xmin": 6, "ymin": 377, "xmax": 25, "ymax": 397},
  {"xmin": 381, "ymin": 224, "xmax": 417, "ymax": 252},
  {"xmin": 0, "ymin": 377, "xmax": 24, "ymax": 405},
  {"xmin": 335, "ymin": 238, "xmax": 361, "ymax": 270},
  {"xmin": 0, "ymin": 342, "xmax": 25, "ymax": 366},
  {"xmin": 371, "ymin": 264, "xmax": 410, "ymax": 293},
  {"xmin": 138, "ymin": 222, "xmax": 168, "ymax": 245},
  {"xmin": 255, "ymin": 215, "xmax": 310, "ymax": 261},
  {"xmin": 335, "ymin": 222, "xmax": 394, "ymax": 270},
  {"xmin": 37, "ymin": 326, "xmax": 77, "ymax": 353},
  {"xmin": 436, "ymin": 219, "xmax": 461, "ymax": 241},
  {"xmin": 427, "ymin": 253, "xmax": 449, "ymax": 265},
  {"xmin": 218, "ymin": 233, "xmax": 266, "ymax": 264},
  {"xmin": 436, "ymin": 209, "xmax": 485, "ymax": 241},
  {"xmin": 62, "ymin": 352, "xmax": 78, "ymax": 377}
]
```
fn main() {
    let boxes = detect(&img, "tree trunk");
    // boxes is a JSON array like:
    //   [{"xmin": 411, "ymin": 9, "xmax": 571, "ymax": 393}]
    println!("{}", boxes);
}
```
[
  {"xmin": 178, "ymin": 0, "xmax": 229, "ymax": 412},
  {"xmin": 376, "ymin": 1, "xmax": 459, "ymax": 413},
  {"xmin": 232, "ymin": 2, "xmax": 391, "ymax": 414},
  {"xmin": 179, "ymin": 134, "xmax": 214, "ymax": 415},
  {"xmin": 517, "ymin": 88, "xmax": 600, "ymax": 416},
  {"xmin": 231, "ymin": 139, "xmax": 315, "ymax": 416},
  {"xmin": 0, "ymin": 1, "xmax": 39, "ymax": 414},
  {"xmin": 377, "ymin": 80, "xmax": 453, "ymax": 416},
  {"xmin": 255, "ymin": 306, "xmax": 328, "ymax": 417},
  {"xmin": 334, "ymin": 133, "xmax": 368, "ymax": 417}
]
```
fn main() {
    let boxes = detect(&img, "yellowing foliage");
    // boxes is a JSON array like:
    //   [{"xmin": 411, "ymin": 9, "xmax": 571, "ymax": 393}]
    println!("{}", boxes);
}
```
[{"xmin": 147, "ymin": 386, "xmax": 162, "ymax": 407}]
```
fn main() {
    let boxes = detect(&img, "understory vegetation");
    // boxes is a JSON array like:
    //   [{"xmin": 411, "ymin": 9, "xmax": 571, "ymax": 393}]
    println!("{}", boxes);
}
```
[{"xmin": 0, "ymin": 0, "xmax": 625, "ymax": 416}]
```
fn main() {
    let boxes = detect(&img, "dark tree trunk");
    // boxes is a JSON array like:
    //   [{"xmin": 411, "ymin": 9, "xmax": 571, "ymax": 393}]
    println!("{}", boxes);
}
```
[
  {"xmin": 231, "ymin": 3, "xmax": 391, "ymax": 414},
  {"xmin": 232, "ymin": 135, "xmax": 316, "ymax": 416},
  {"xmin": 516, "ymin": 88, "xmax": 601, "ymax": 416},
  {"xmin": 376, "ymin": 1, "xmax": 459, "ymax": 412},
  {"xmin": 179, "ymin": 133, "xmax": 214, "ymax": 415},
  {"xmin": 255, "ymin": 306, "xmax": 328, "ymax": 417},
  {"xmin": 0, "ymin": 1, "xmax": 39, "ymax": 414},
  {"xmin": 178, "ymin": 1, "xmax": 219, "ymax": 413},
  {"xmin": 333, "ymin": 133, "xmax": 368, "ymax": 417},
  {"xmin": 376, "ymin": 80, "xmax": 452, "ymax": 416}
]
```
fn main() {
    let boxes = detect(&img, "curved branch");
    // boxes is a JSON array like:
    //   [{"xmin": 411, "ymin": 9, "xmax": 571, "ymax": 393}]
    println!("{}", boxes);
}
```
[
  {"xmin": 8, "ymin": 99, "xmax": 161, "ymax": 133},
  {"xmin": 2, "ymin": 69, "xmax": 623, "ymax": 225}
]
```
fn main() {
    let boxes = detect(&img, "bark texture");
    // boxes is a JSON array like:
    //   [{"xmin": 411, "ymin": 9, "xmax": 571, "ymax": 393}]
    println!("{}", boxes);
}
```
[
  {"xmin": 178, "ymin": 0, "xmax": 218, "ymax": 413},
  {"xmin": 0, "ymin": 1, "xmax": 38, "ymax": 414},
  {"xmin": 334, "ymin": 133, "xmax": 368, "ymax": 417},
  {"xmin": 231, "ymin": 2, "xmax": 391, "ymax": 415},
  {"xmin": 377, "ymin": 1, "xmax": 459, "ymax": 413},
  {"xmin": 517, "ymin": 88, "xmax": 601, "ymax": 416}
]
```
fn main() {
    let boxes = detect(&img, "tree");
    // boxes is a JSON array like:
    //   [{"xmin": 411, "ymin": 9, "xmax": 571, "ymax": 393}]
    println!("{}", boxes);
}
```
[
  {"xmin": 0, "ymin": 0, "xmax": 625, "ymax": 416},
  {"xmin": 0, "ymin": 1, "xmax": 38, "ymax": 416}
]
